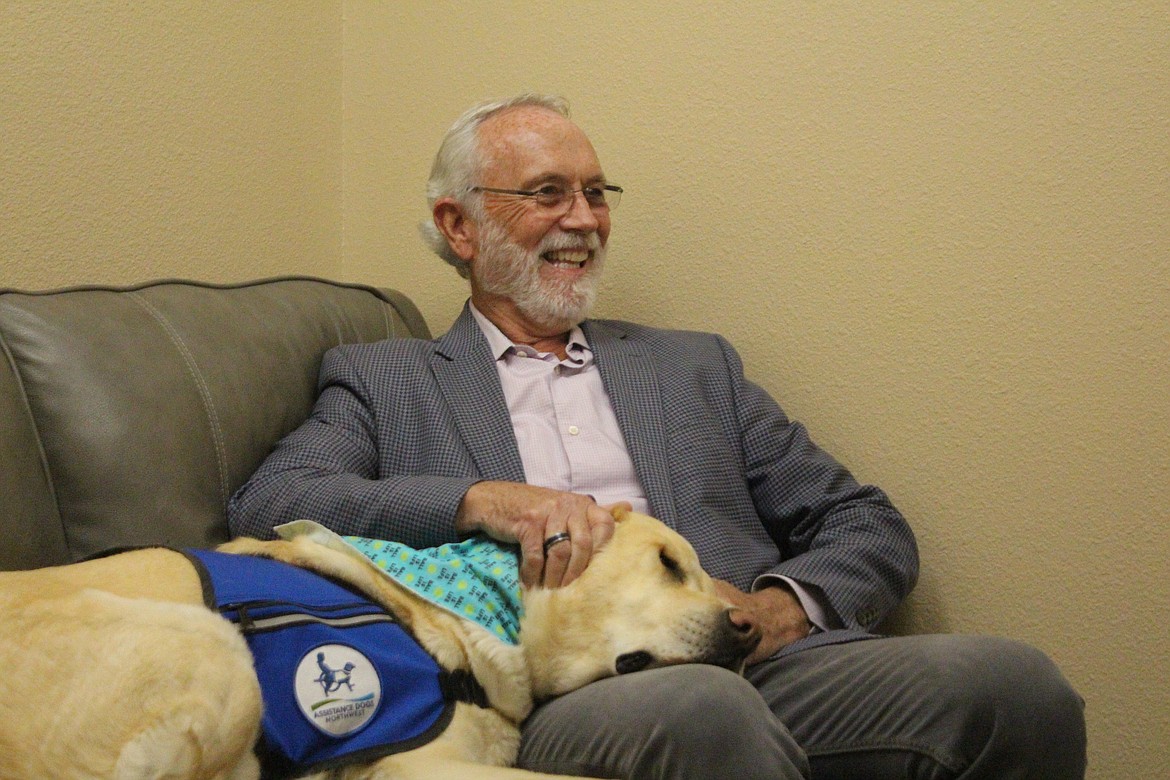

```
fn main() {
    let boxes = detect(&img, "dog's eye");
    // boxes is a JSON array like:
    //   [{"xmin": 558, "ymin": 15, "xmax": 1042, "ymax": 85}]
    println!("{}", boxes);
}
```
[{"xmin": 659, "ymin": 549, "xmax": 685, "ymax": 582}]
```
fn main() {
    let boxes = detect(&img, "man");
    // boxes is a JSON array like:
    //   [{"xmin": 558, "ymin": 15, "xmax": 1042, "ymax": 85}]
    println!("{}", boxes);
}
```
[{"xmin": 228, "ymin": 93, "xmax": 1085, "ymax": 779}]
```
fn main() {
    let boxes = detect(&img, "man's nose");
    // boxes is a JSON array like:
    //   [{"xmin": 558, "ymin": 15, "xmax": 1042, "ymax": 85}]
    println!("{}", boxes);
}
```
[{"xmin": 558, "ymin": 190, "xmax": 601, "ymax": 232}]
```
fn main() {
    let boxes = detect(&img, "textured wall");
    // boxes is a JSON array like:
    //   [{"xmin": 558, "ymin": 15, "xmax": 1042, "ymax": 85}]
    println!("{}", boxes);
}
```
[
  {"xmin": 1, "ymin": 2, "xmax": 343, "ymax": 288},
  {"xmin": 343, "ymin": 4, "xmax": 1169, "ymax": 777}
]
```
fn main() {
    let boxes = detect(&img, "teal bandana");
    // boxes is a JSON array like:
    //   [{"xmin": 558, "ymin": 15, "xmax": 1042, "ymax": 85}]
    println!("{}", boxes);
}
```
[
  {"xmin": 342, "ymin": 535, "xmax": 524, "ymax": 645},
  {"xmin": 274, "ymin": 521, "xmax": 524, "ymax": 645}
]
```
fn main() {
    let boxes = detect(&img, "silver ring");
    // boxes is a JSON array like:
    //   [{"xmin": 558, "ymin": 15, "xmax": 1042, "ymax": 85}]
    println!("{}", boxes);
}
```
[{"xmin": 542, "ymin": 531, "xmax": 572, "ymax": 554}]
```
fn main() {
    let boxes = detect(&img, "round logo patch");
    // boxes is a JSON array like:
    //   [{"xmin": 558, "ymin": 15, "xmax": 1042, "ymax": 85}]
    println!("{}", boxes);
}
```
[{"xmin": 294, "ymin": 644, "xmax": 382, "ymax": 737}]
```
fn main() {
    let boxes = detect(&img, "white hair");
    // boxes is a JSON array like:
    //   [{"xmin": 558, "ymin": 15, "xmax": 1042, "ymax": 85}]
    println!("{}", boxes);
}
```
[{"xmin": 418, "ymin": 93, "xmax": 571, "ymax": 277}]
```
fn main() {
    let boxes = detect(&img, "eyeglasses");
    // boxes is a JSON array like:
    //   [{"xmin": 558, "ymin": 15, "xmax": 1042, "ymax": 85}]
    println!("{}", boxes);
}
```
[{"xmin": 467, "ymin": 183, "xmax": 623, "ymax": 213}]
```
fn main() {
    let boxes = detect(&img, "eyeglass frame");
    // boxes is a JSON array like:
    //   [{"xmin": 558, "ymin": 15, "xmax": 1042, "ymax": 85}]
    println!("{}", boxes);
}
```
[{"xmin": 465, "ymin": 183, "xmax": 623, "ymax": 212}]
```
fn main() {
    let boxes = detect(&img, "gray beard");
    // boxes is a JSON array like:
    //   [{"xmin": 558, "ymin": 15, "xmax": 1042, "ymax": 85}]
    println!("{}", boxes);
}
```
[{"xmin": 473, "ymin": 220, "xmax": 605, "ymax": 332}]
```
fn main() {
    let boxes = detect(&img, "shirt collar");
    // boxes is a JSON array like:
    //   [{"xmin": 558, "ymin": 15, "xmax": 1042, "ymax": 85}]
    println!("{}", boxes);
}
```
[{"xmin": 469, "ymin": 301, "xmax": 591, "ymax": 363}]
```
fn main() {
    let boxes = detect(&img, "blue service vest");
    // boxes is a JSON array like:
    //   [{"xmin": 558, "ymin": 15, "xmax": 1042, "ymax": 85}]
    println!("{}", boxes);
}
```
[{"xmin": 186, "ymin": 549, "xmax": 484, "ymax": 779}]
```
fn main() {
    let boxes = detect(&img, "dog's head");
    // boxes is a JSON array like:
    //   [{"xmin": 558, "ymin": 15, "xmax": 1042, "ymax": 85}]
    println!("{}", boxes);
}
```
[{"xmin": 520, "ymin": 507, "xmax": 761, "ymax": 700}]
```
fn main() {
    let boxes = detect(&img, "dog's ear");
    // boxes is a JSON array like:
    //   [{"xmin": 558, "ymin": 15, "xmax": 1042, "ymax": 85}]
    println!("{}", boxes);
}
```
[{"xmin": 609, "ymin": 503, "xmax": 633, "ymax": 523}]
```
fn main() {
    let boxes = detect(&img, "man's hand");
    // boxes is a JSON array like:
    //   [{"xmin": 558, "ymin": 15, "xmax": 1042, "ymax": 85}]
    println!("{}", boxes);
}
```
[
  {"xmin": 712, "ymin": 579, "xmax": 812, "ymax": 665},
  {"xmin": 456, "ymin": 481, "xmax": 628, "ymax": 588}
]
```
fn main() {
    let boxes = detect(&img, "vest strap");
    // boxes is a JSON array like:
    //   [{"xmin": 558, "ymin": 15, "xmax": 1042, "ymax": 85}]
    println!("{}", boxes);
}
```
[{"xmin": 439, "ymin": 668, "xmax": 490, "ymax": 709}]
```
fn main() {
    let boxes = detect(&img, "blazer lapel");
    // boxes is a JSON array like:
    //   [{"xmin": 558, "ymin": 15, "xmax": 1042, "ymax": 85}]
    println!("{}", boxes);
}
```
[
  {"xmin": 583, "ymin": 320, "xmax": 677, "ymax": 526},
  {"xmin": 431, "ymin": 304, "xmax": 526, "ymax": 483}
]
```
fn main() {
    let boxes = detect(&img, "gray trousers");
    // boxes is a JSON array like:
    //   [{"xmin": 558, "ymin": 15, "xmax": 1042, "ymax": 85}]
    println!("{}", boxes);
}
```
[{"xmin": 517, "ymin": 634, "xmax": 1086, "ymax": 779}]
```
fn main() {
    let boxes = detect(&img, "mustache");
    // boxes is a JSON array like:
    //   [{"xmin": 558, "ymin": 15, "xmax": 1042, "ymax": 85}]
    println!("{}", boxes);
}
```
[{"xmin": 536, "ymin": 231, "xmax": 601, "ymax": 255}]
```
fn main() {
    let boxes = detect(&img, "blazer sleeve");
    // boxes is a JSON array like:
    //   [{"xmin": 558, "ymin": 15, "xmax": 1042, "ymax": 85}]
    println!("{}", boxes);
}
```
[
  {"xmin": 226, "ymin": 345, "xmax": 479, "ymax": 545},
  {"xmin": 719, "ymin": 336, "xmax": 920, "ymax": 631}
]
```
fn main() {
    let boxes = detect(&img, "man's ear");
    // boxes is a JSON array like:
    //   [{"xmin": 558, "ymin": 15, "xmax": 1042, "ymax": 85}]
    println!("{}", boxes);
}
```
[{"xmin": 433, "ymin": 198, "xmax": 478, "ymax": 262}]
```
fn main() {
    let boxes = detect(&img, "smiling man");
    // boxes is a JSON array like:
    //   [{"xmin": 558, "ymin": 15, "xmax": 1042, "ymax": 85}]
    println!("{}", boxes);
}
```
[{"xmin": 228, "ymin": 94, "xmax": 1086, "ymax": 779}]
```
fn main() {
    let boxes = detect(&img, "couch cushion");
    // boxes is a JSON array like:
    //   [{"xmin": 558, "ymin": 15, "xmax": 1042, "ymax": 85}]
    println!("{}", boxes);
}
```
[{"xmin": 0, "ymin": 277, "xmax": 429, "ymax": 568}]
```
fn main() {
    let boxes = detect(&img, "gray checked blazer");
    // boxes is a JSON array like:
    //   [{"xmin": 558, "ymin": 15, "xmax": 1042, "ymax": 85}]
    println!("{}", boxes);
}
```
[{"xmin": 228, "ymin": 303, "xmax": 918, "ymax": 655}]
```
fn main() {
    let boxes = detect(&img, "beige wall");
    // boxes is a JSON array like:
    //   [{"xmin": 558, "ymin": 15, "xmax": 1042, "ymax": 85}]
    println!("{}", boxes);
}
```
[
  {"xmin": 4, "ymin": 3, "xmax": 1167, "ymax": 777},
  {"xmin": 2, "ymin": 2, "xmax": 344, "ymax": 287}
]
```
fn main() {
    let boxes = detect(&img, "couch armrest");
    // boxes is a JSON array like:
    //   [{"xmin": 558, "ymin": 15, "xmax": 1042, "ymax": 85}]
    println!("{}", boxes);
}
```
[{"xmin": 0, "ymin": 276, "xmax": 430, "ymax": 569}]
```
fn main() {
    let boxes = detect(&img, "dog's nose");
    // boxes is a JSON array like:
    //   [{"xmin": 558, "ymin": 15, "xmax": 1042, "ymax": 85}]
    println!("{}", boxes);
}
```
[{"xmin": 726, "ymin": 608, "xmax": 762, "ymax": 649}]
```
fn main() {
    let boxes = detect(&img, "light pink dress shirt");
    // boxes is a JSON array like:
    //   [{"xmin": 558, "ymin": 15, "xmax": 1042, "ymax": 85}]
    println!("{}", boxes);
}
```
[{"xmin": 470, "ymin": 304, "xmax": 650, "ymax": 514}]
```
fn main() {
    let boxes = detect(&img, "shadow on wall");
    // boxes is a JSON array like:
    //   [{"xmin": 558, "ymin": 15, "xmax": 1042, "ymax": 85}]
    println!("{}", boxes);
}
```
[{"xmin": 879, "ymin": 579, "xmax": 952, "ymax": 637}]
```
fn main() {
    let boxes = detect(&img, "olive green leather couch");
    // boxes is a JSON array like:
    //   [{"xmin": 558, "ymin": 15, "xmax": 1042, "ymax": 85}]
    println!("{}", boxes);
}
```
[{"xmin": 0, "ymin": 277, "xmax": 429, "ymax": 571}]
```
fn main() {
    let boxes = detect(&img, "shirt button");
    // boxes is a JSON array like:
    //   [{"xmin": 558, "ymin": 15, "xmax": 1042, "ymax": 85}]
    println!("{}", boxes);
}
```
[{"xmin": 568, "ymin": 425, "xmax": 580, "ymax": 436}]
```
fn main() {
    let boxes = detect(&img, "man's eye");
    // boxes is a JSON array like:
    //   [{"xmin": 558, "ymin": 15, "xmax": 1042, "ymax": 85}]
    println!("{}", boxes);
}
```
[
  {"xmin": 582, "ymin": 187, "xmax": 607, "ymax": 204},
  {"xmin": 533, "ymin": 185, "xmax": 567, "ymax": 203}
]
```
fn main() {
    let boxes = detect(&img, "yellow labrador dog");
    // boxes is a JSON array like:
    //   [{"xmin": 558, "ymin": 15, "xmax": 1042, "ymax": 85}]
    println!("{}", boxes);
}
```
[{"xmin": 0, "ymin": 507, "xmax": 759, "ymax": 779}]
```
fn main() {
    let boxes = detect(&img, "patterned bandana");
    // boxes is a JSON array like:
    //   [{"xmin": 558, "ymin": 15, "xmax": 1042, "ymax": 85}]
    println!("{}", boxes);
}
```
[
  {"xmin": 342, "ymin": 536, "xmax": 524, "ymax": 645},
  {"xmin": 275, "ymin": 521, "xmax": 523, "ymax": 645}
]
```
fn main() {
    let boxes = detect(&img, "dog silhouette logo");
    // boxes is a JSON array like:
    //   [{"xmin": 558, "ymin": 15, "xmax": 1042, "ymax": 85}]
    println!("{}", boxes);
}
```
[
  {"xmin": 314, "ymin": 651, "xmax": 357, "ymax": 695},
  {"xmin": 295, "ymin": 644, "xmax": 382, "ymax": 737}
]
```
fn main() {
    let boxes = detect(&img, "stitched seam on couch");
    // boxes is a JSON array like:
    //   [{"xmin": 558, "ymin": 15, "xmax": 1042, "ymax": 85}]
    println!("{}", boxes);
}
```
[
  {"xmin": 0, "ymin": 316, "xmax": 67, "ymax": 540},
  {"xmin": 128, "ymin": 291, "xmax": 230, "ymax": 507},
  {"xmin": 0, "ymin": 275, "xmax": 389, "ymax": 298}
]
